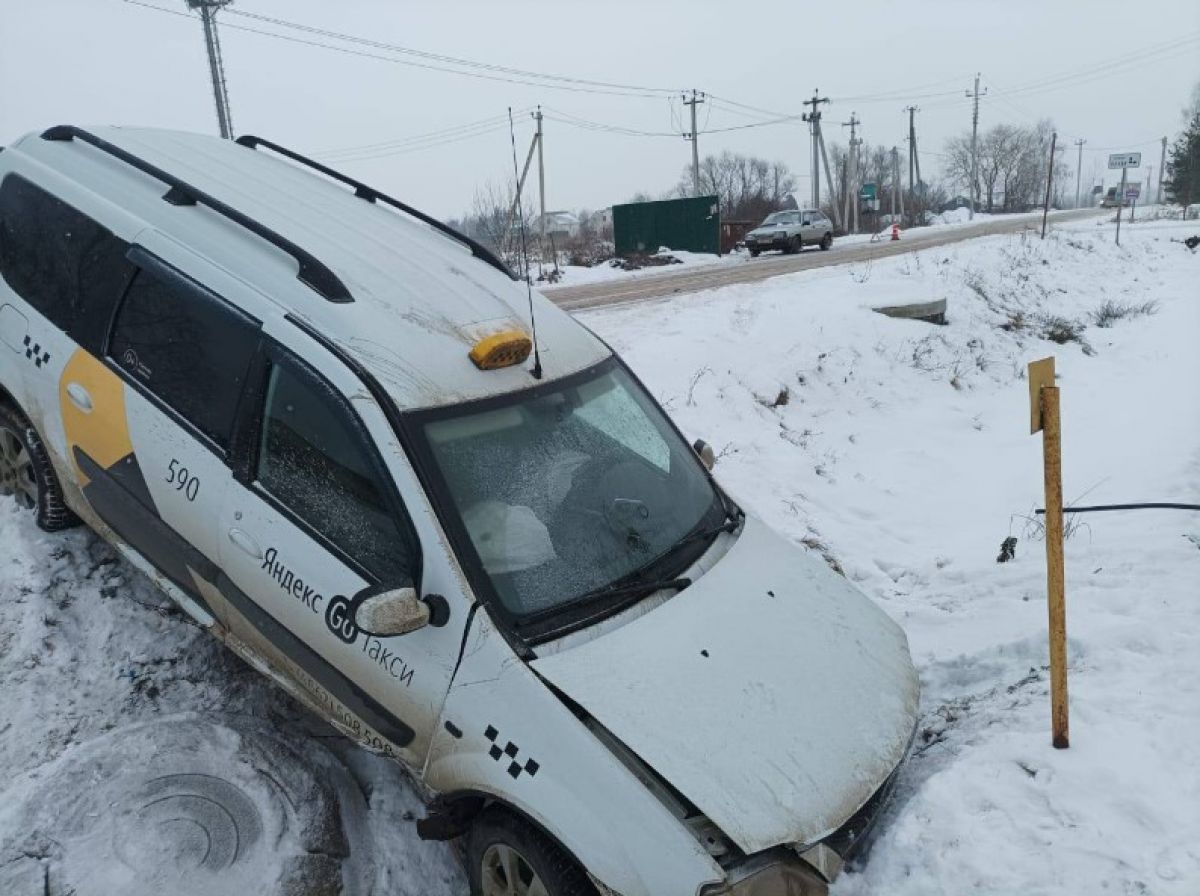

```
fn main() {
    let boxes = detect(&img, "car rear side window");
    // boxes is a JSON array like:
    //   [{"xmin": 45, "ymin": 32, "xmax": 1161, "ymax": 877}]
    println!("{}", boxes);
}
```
[
  {"xmin": 107, "ymin": 261, "xmax": 258, "ymax": 452},
  {"xmin": 256, "ymin": 359, "xmax": 416, "ymax": 586},
  {"xmin": 0, "ymin": 174, "xmax": 133, "ymax": 351}
]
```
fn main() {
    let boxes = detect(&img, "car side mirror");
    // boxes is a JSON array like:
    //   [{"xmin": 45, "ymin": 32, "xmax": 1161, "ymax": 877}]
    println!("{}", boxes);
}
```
[
  {"xmin": 353, "ymin": 586, "xmax": 429, "ymax": 637},
  {"xmin": 692, "ymin": 438, "xmax": 716, "ymax": 471}
]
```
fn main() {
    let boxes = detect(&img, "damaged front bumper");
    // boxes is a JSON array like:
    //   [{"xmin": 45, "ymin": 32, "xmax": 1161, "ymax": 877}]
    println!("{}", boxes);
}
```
[{"xmin": 700, "ymin": 726, "xmax": 913, "ymax": 896}]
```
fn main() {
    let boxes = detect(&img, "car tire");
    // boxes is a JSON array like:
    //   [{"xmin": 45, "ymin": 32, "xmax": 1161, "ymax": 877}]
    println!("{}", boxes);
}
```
[
  {"xmin": 749, "ymin": 249, "xmax": 760, "ymax": 257},
  {"xmin": 466, "ymin": 807, "xmax": 596, "ymax": 896},
  {"xmin": 787, "ymin": 236, "xmax": 801, "ymax": 254},
  {"xmin": 820, "ymin": 232, "xmax": 833, "ymax": 250},
  {"xmin": 0, "ymin": 402, "xmax": 79, "ymax": 531}
]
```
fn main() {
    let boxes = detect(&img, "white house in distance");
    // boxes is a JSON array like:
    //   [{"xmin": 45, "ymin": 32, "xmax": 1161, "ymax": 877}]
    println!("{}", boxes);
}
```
[{"xmin": 535, "ymin": 210, "xmax": 580, "ymax": 242}]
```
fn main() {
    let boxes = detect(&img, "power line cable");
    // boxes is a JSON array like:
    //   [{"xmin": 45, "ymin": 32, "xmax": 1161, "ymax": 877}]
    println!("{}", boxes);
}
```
[
  {"xmin": 121, "ymin": 0, "xmax": 680, "ymax": 98},
  {"xmin": 541, "ymin": 108, "xmax": 679, "ymax": 138},
  {"xmin": 317, "ymin": 109, "xmax": 534, "ymax": 159},
  {"xmin": 995, "ymin": 34, "xmax": 1200, "ymax": 99},
  {"xmin": 318, "ymin": 121, "xmax": 524, "ymax": 163},
  {"xmin": 222, "ymin": 5, "xmax": 682, "ymax": 96}
]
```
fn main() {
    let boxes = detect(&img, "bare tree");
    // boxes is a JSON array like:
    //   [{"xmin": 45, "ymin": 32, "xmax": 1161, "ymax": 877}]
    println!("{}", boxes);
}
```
[
  {"xmin": 457, "ymin": 180, "xmax": 535, "ymax": 274},
  {"xmin": 943, "ymin": 119, "xmax": 1069, "ymax": 212},
  {"xmin": 675, "ymin": 151, "xmax": 796, "ymax": 220}
]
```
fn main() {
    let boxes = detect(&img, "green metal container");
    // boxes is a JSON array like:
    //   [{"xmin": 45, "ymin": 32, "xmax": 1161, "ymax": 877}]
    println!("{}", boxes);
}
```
[{"xmin": 613, "ymin": 195, "xmax": 721, "ymax": 256}]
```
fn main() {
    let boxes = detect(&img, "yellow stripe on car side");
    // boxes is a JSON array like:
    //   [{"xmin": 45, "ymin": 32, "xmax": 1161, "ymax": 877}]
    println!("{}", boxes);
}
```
[{"xmin": 58, "ymin": 349, "xmax": 133, "ymax": 486}]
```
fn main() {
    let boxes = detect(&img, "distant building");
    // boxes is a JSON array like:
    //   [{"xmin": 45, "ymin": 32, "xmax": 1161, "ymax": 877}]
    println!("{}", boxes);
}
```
[{"xmin": 536, "ymin": 210, "xmax": 580, "ymax": 241}]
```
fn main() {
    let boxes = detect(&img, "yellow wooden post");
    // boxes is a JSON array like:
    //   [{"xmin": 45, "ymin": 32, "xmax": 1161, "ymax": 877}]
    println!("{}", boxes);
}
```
[
  {"xmin": 1041, "ymin": 385, "xmax": 1069, "ymax": 748},
  {"xmin": 1029, "ymin": 356, "xmax": 1069, "ymax": 749}
]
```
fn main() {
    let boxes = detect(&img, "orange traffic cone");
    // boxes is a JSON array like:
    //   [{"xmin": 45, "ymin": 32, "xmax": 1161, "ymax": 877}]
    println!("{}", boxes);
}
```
[{"xmin": 891, "ymin": 222, "xmax": 900, "ymax": 241}]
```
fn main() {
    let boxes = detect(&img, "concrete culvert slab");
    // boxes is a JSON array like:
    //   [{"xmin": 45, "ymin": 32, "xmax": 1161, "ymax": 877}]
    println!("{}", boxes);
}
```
[
  {"xmin": 0, "ymin": 714, "xmax": 374, "ymax": 896},
  {"xmin": 872, "ymin": 298, "xmax": 949, "ymax": 325}
]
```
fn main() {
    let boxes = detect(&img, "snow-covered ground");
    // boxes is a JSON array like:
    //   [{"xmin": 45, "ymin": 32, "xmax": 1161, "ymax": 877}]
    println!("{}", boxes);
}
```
[
  {"xmin": 541, "ymin": 247, "xmax": 747, "ymax": 287},
  {"xmin": 582, "ymin": 215, "xmax": 1200, "ymax": 895},
  {"xmin": 2, "ymin": 214, "xmax": 1197, "ymax": 894}
]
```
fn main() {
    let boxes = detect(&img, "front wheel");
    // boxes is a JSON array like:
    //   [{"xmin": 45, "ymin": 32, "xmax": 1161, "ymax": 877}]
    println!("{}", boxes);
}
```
[
  {"xmin": 748, "ymin": 248, "xmax": 760, "ymax": 257},
  {"xmin": 820, "ymin": 232, "xmax": 833, "ymax": 250},
  {"xmin": 467, "ymin": 808, "xmax": 595, "ymax": 896},
  {"xmin": 787, "ymin": 236, "xmax": 802, "ymax": 254},
  {"xmin": 0, "ymin": 403, "xmax": 78, "ymax": 531}
]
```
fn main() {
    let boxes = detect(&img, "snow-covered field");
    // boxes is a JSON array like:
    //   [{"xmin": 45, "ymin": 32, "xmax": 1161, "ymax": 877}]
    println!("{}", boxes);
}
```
[{"xmin": 2, "ymin": 214, "xmax": 1197, "ymax": 894}]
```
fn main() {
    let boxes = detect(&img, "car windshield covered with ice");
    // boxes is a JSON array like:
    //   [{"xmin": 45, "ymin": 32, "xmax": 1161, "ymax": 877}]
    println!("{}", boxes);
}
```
[{"xmin": 408, "ymin": 357, "xmax": 725, "ymax": 639}]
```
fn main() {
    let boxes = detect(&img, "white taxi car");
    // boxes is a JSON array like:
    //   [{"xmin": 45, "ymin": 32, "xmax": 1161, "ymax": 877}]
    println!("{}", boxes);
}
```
[{"xmin": 0, "ymin": 126, "xmax": 919, "ymax": 896}]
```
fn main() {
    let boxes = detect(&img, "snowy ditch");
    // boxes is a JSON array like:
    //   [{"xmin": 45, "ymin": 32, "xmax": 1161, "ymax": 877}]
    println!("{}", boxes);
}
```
[{"xmin": 1, "ymin": 217, "xmax": 1197, "ymax": 894}]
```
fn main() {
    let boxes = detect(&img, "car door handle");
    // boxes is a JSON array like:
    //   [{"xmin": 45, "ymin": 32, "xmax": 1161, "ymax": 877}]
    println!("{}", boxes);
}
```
[
  {"xmin": 65, "ymin": 382, "xmax": 93, "ymax": 413},
  {"xmin": 227, "ymin": 527, "xmax": 263, "ymax": 560}
]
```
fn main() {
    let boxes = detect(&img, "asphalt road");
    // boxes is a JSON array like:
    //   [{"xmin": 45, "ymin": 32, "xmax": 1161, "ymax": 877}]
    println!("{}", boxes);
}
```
[{"xmin": 543, "ymin": 208, "xmax": 1108, "ymax": 312}]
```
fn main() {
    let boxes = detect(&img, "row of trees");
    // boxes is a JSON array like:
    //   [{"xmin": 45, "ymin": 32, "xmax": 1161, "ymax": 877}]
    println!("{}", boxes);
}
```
[
  {"xmin": 672, "ymin": 151, "xmax": 795, "ymax": 221},
  {"xmin": 454, "ymin": 82, "xmax": 1200, "ymax": 265},
  {"xmin": 942, "ymin": 120, "xmax": 1071, "ymax": 213}
]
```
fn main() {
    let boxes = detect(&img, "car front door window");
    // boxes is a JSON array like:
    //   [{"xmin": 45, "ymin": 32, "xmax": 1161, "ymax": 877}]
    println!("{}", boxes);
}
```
[{"xmin": 256, "ymin": 358, "xmax": 416, "ymax": 587}]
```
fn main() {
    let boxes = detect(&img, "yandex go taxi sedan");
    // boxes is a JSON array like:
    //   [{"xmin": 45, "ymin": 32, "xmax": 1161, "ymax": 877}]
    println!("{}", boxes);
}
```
[{"xmin": 0, "ymin": 126, "xmax": 919, "ymax": 896}]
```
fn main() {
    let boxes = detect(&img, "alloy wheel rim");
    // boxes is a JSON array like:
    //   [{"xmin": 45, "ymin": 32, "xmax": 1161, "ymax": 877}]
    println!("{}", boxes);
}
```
[
  {"xmin": 0, "ymin": 424, "xmax": 38, "ymax": 510},
  {"xmin": 480, "ymin": 843, "xmax": 549, "ymax": 896}
]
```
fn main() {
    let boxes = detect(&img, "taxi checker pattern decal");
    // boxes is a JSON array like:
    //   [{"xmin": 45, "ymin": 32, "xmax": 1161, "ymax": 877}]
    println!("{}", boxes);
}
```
[
  {"xmin": 23, "ymin": 334, "xmax": 50, "ymax": 368},
  {"xmin": 484, "ymin": 725, "xmax": 540, "ymax": 780}
]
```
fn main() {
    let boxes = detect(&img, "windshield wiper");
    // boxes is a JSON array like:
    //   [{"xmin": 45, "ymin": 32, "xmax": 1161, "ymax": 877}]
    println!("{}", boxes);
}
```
[
  {"xmin": 671, "ymin": 512, "xmax": 741, "ymax": 553},
  {"xmin": 574, "ymin": 576, "xmax": 692, "ymax": 605}
]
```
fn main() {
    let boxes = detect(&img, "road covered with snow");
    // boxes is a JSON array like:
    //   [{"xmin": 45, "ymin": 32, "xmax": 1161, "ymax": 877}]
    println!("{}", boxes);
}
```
[
  {"xmin": 1, "ymin": 213, "xmax": 1197, "ymax": 894},
  {"xmin": 543, "ymin": 208, "xmax": 1106, "ymax": 310}
]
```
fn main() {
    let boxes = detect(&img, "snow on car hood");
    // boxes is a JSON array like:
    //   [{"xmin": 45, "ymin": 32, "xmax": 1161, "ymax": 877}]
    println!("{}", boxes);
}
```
[{"xmin": 531, "ymin": 516, "xmax": 919, "ymax": 855}]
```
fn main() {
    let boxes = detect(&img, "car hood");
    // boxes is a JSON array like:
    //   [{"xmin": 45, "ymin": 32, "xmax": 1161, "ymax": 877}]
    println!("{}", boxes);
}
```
[
  {"xmin": 748, "ymin": 225, "xmax": 782, "ymax": 236},
  {"xmin": 531, "ymin": 516, "xmax": 919, "ymax": 855}
]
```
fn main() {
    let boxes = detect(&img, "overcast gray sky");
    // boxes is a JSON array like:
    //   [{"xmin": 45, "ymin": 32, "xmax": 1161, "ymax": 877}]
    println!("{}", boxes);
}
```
[{"xmin": 2, "ymin": 0, "xmax": 1198, "ymax": 219}]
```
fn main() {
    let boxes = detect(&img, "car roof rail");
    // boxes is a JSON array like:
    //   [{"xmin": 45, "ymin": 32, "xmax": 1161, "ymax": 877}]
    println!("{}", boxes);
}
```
[
  {"xmin": 235, "ymin": 135, "xmax": 517, "ymax": 281},
  {"xmin": 40, "ymin": 125, "xmax": 353, "ymax": 304}
]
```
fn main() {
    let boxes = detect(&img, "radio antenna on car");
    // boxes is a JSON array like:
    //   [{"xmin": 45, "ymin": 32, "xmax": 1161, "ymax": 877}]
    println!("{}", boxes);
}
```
[{"xmin": 508, "ymin": 107, "xmax": 543, "ymax": 380}]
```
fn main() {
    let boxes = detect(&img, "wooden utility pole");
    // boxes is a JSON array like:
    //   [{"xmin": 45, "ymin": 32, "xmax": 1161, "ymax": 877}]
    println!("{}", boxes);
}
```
[
  {"xmin": 1041, "ymin": 131, "xmax": 1057, "ymax": 239},
  {"xmin": 842, "ymin": 112, "xmax": 860, "ymax": 234},
  {"xmin": 891, "ymin": 146, "xmax": 902, "ymax": 220},
  {"xmin": 905, "ymin": 105, "xmax": 921, "ymax": 223},
  {"xmin": 506, "ymin": 127, "xmax": 540, "ymax": 241},
  {"xmin": 966, "ymin": 74, "xmax": 986, "ymax": 220},
  {"xmin": 817, "ymin": 127, "xmax": 842, "ymax": 230},
  {"xmin": 188, "ymin": 0, "xmax": 235, "ymax": 139},
  {"xmin": 682, "ymin": 90, "xmax": 705, "ymax": 197},
  {"xmin": 1157, "ymin": 136, "xmax": 1167, "ymax": 204},
  {"xmin": 1029, "ymin": 356, "xmax": 1069, "ymax": 750},
  {"xmin": 905, "ymin": 106, "xmax": 917, "ymax": 195},
  {"xmin": 801, "ymin": 90, "xmax": 830, "ymax": 209},
  {"xmin": 535, "ymin": 107, "xmax": 546, "ymax": 265},
  {"xmin": 1073, "ymin": 138, "xmax": 1086, "ymax": 209}
]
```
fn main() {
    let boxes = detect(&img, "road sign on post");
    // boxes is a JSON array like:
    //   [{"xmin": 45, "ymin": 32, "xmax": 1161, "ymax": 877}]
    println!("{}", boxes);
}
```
[
  {"xmin": 859, "ymin": 182, "xmax": 879, "ymax": 212},
  {"xmin": 1107, "ymin": 152, "xmax": 1141, "ymax": 169},
  {"xmin": 1028, "ymin": 356, "xmax": 1069, "ymax": 750}
]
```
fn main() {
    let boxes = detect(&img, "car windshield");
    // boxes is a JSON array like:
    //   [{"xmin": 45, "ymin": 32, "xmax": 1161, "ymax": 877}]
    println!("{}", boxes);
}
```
[
  {"xmin": 762, "ymin": 212, "xmax": 795, "ymax": 225},
  {"xmin": 409, "ymin": 358, "xmax": 722, "ymax": 629}
]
